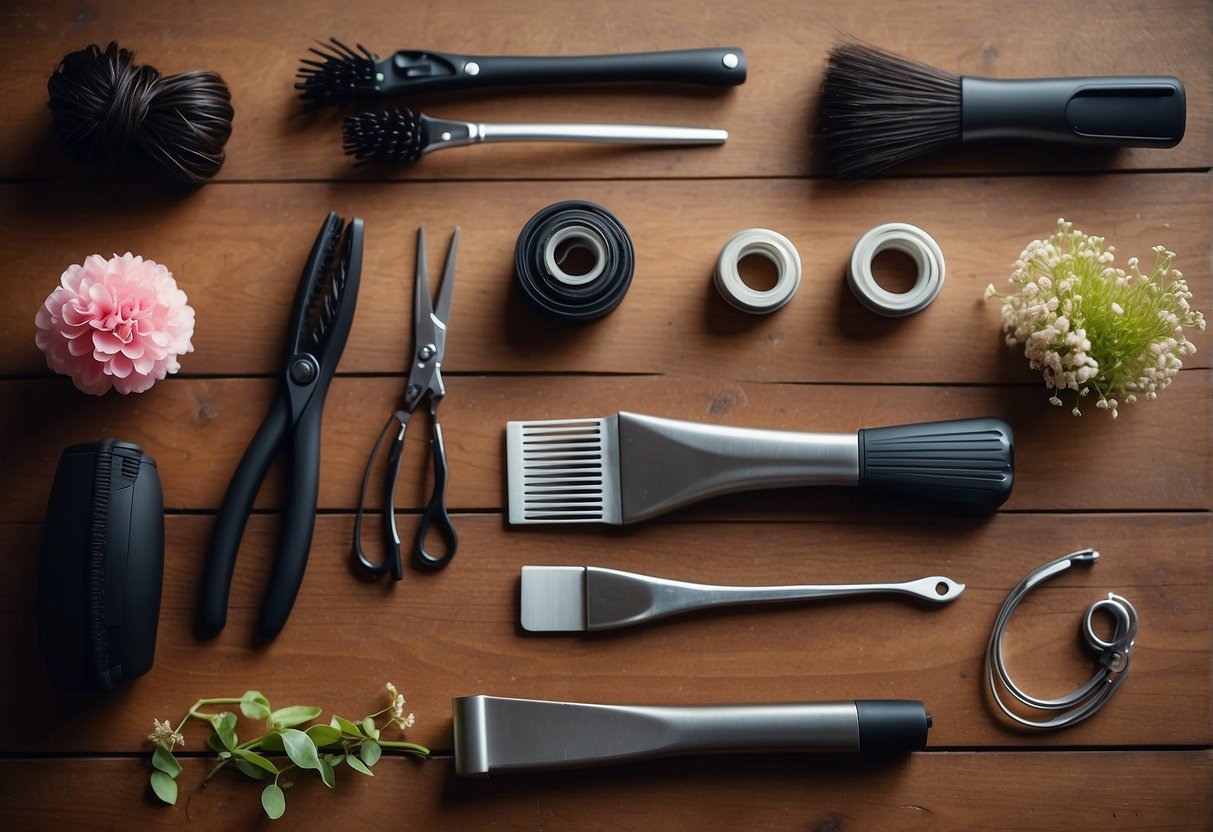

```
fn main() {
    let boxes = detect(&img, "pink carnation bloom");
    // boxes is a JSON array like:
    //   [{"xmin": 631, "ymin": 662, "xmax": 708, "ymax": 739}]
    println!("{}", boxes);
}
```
[{"xmin": 35, "ymin": 253, "xmax": 195, "ymax": 395}]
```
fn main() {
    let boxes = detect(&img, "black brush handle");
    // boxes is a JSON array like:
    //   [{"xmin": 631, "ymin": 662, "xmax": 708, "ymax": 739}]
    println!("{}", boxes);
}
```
[
  {"xmin": 962, "ymin": 76, "xmax": 1185, "ymax": 147},
  {"xmin": 379, "ymin": 48, "xmax": 746, "ymax": 96},
  {"xmin": 198, "ymin": 395, "xmax": 290, "ymax": 638},
  {"xmin": 857, "ymin": 417, "xmax": 1014, "ymax": 511},
  {"xmin": 258, "ymin": 401, "xmax": 323, "ymax": 640}
]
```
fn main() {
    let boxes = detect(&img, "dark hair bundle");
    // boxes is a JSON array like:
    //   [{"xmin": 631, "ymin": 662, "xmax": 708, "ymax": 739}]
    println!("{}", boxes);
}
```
[{"xmin": 47, "ymin": 42, "xmax": 234, "ymax": 184}]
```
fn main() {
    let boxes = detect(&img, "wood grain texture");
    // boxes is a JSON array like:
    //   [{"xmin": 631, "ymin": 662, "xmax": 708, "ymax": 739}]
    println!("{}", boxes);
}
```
[
  {"xmin": 0, "ymin": 373, "xmax": 1207, "ymax": 522},
  {"xmin": 0, "ymin": 0, "xmax": 1208, "ymax": 181},
  {"xmin": 1, "ymin": 0, "xmax": 1209, "ymax": 829},
  {"xmin": 1, "ymin": 513, "xmax": 1208, "ymax": 752},
  {"xmin": 2, "ymin": 176, "xmax": 1209, "ymax": 379},
  {"xmin": 0, "ymin": 752, "xmax": 1208, "ymax": 831}
]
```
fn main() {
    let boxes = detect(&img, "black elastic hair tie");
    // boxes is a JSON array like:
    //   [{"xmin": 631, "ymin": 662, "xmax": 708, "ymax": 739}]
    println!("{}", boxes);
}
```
[{"xmin": 514, "ymin": 200, "xmax": 635, "ymax": 321}]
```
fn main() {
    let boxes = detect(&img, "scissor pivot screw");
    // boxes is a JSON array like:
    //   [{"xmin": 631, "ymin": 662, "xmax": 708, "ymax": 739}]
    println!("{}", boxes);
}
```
[
  {"xmin": 290, "ymin": 358, "xmax": 317, "ymax": 384},
  {"xmin": 418, "ymin": 344, "xmax": 436, "ymax": 361}
]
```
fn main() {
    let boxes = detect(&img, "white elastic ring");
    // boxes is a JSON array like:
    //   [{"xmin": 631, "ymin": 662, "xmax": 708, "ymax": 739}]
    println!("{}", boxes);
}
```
[
  {"xmin": 544, "ymin": 225, "xmax": 608, "ymax": 287},
  {"xmin": 714, "ymin": 228, "xmax": 802, "ymax": 314},
  {"xmin": 847, "ymin": 222, "xmax": 945, "ymax": 317}
]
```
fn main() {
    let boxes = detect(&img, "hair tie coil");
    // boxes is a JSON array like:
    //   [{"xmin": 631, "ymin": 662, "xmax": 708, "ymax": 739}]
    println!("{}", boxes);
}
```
[
  {"xmin": 47, "ymin": 42, "xmax": 234, "ymax": 184},
  {"xmin": 514, "ymin": 201, "xmax": 635, "ymax": 321}
]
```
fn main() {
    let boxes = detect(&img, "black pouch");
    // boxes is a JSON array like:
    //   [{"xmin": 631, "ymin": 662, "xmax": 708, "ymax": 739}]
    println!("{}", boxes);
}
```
[{"xmin": 37, "ymin": 440, "xmax": 164, "ymax": 692}]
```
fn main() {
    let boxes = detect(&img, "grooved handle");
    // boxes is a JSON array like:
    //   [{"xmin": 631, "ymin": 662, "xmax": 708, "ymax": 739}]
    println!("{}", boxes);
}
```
[
  {"xmin": 857, "ymin": 417, "xmax": 1014, "ymax": 511},
  {"xmin": 962, "ymin": 76, "xmax": 1186, "ymax": 147}
]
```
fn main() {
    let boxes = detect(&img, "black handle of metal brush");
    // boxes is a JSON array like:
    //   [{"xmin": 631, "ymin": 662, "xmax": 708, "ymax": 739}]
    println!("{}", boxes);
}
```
[
  {"xmin": 198, "ymin": 395, "xmax": 289, "ymax": 638},
  {"xmin": 961, "ymin": 76, "xmax": 1185, "ymax": 147},
  {"xmin": 857, "ymin": 417, "xmax": 1014, "ymax": 511},
  {"xmin": 258, "ymin": 402, "xmax": 323, "ymax": 640},
  {"xmin": 380, "ymin": 48, "xmax": 746, "ymax": 96}
]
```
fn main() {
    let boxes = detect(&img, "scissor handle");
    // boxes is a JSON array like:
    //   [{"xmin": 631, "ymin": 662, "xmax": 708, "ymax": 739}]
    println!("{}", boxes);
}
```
[
  {"xmin": 353, "ymin": 412, "xmax": 406, "ymax": 580},
  {"xmin": 414, "ymin": 418, "xmax": 457, "ymax": 569}
]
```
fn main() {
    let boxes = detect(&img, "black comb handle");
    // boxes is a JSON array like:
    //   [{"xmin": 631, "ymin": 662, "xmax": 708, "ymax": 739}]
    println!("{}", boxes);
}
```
[
  {"xmin": 857, "ymin": 417, "xmax": 1014, "ymax": 511},
  {"xmin": 379, "ymin": 47, "xmax": 746, "ymax": 96},
  {"xmin": 961, "ymin": 76, "xmax": 1185, "ymax": 147}
]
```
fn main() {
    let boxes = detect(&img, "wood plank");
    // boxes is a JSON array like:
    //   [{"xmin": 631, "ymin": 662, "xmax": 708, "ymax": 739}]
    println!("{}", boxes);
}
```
[
  {"xmin": 0, "ymin": 1, "xmax": 1208, "ymax": 181},
  {"xmin": 1, "ymin": 513, "xmax": 1207, "ymax": 752},
  {"xmin": 0, "ymin": 752, "xmax": 1207, "ymax": 830},
  {"xmin": 3, "ymin": 176, "xmax": 1209, "ymax": 379},
  {"xmin": 0, "ymin": 373, "xmax": 1207, "ymax": 522}
]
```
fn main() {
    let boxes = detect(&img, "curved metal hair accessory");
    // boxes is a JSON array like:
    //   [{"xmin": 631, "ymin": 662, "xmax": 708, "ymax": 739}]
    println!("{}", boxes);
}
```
[{"xmin": 985, "ymin": 548, "xmax": 1138, "ymax": 730}]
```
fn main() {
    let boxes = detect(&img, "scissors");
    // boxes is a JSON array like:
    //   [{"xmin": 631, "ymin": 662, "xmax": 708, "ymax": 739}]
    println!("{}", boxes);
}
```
[
  {"xmin": 199, "ymin": 212, "xmax": 363, "ymax": 638},
  {"xmin": 354, "ymin": 226, "xmax": 459, "ymax": 580}
]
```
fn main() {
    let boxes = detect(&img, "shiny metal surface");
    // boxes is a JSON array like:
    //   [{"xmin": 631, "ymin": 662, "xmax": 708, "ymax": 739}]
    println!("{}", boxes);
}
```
[
  {"xmin": 519, "ymin": 565, "xmax": 964, "ymax": 631},
  {"xmin": 617, "ymin": 411, "xmax": 860, "ymax": 522},
  {"xmin": 426, "ymin": 119, "xmax": 728, "ymax": 154},
  {"xmin": 452, "ymin": 695, "xmax": 861, "ymax": 776},
  {"xmin": 506, "ymin": 415, "xmax": 622, "ymax": 524}
]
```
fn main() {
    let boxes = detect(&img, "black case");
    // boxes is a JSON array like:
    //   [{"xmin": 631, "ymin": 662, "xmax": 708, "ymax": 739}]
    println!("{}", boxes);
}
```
[{"xmin": 37, "ymin": 440, "xmax": 164, "ymax": 692}]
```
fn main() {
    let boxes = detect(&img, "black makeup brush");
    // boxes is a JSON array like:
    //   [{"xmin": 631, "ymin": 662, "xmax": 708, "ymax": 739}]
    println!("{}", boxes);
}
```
[
  {"xmin": 342, "ymin": 109, "xmax": 727, "ymax": 165},
  {"xmin": 297, "ymin": 39, "xmax": 746, "ymax": 108},
  {"xmin": 818, "ymin": 42, "xmax": 1186, "ymax": 178}
]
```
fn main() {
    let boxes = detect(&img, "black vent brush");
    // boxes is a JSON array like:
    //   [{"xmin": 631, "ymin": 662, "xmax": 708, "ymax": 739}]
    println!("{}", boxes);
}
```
[
  {"xmin": 298, "ymin": 40, "xmax": 746, "ymax": 108},
  {"xmin": 342, "ymin": 108, "xmax": 727, "ymax": 164},
  {"xmin": 819, "ymin": 42, "xmax": 1186, "ymax": 178}
]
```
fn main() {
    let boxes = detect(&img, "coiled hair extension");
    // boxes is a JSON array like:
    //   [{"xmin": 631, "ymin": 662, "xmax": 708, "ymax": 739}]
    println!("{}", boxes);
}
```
[{"xmin": 47, "ymin": 42, "xmax": 234, "ymax": 184}]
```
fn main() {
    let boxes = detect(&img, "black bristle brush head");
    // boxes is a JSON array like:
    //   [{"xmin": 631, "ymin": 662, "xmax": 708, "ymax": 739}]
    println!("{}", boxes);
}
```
[
  {"xmin": 819, "ymin": 42, "xmax": 962, "ymax": 179},
  {"xmin": 296, "ymin": 38, "xmax": 378, "ymax": 108},
  {"xmin": 342, "ymin": 109, "xmax": 423, "ymax": 164}
]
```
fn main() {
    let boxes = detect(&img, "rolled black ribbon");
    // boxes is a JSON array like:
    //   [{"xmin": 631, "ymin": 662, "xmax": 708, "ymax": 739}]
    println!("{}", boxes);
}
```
[{"xmin": 514, "ymin": 201, "xmax": 635, "ymax": 321}]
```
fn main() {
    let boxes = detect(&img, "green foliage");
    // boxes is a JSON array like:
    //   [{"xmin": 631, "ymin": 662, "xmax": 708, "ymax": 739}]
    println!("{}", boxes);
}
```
[{"xmin": 143, "ymin": 686, "xmax": 430, "ymax": 821}]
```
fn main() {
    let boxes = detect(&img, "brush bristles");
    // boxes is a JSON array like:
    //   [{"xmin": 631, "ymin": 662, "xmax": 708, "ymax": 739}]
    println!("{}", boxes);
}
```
[
  {"xmin": 342, "ymin": 109, "xmax": 424, "ymax": 164},
  {"xmin": 819, "ymin": 42, "xmax": 962, "ymax": 178},
  {"xmin": 295, "ymin": 38, "xmax": 378, "ymax": 108}
]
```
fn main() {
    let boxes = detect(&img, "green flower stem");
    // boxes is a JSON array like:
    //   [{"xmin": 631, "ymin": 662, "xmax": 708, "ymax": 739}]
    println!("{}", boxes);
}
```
[{"xmin": 378, "ymin": 741, "xmax": 431, "ymax": 757}]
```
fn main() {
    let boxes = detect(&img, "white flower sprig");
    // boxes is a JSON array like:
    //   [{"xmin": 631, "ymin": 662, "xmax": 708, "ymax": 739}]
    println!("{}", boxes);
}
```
[{"xmin": 986, "ymin": 219, "xmax": 1204, "ymax": 418}]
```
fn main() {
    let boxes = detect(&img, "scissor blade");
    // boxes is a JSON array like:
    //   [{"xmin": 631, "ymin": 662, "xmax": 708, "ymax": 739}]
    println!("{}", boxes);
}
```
[
  {"xmin": 411, "ymin": 226, "xmax": 439, "ymax": 350},
  {"xmin": 433, "ymin": 226, "xmax": 460, "ymax": 331}
]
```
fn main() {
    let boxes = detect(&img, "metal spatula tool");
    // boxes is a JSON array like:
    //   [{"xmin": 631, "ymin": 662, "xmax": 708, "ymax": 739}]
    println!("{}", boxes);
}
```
[{"xmin": 520, "ymin": 566, "xmax": 964, "ymax": 632}]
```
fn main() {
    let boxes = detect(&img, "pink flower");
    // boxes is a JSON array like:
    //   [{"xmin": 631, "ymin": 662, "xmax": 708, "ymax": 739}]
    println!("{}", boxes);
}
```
[{"xmin": 35, "ymin": 253, "xmax": 195, "ymax": 395}]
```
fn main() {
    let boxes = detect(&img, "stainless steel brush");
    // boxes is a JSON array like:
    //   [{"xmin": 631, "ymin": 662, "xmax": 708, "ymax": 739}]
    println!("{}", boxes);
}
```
[
  {"xmin": 505, "ymin": 412, "xmax": 1013, "ymax": 524},
  {"xmin": 818, "ymin": 41, "xmax": 1186, "ymax": 178},
  {"xmin": 343, "ymin": 108, "xmax": 727, "ymax": 164}
]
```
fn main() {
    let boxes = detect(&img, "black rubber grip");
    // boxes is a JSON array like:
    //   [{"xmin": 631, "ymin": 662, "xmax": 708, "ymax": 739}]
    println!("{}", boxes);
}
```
[
  {"xmin": 855, "ymin": 700, "xmax": 931, "ymax": 753},
  {"xmin": 515, "ymin": 200, "xmax": 635, "ymax": 321},
  {"xmin": 198, "ymin": 396, "xmax": 289, "ymax": 638},
  {"xmin": 857, "ymin": 417, "xmax": 1014, "ymax": 511},
  {"xmin": 380, "ymin": 48, "xmax": 747, "ymax": 97},
  {"xmin": 258, "ymin": 400, "xmax": 323, "ymax": 639},
  {"xmin": 962, "ymin": 76, "xmax": 1185, "ymax": 147}
]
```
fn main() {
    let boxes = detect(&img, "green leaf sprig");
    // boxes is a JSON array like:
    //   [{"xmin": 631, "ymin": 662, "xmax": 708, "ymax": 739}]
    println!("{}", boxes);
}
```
[{"xmin": 146, "ymin": 684, "xmax": 428, "ymax": 821}]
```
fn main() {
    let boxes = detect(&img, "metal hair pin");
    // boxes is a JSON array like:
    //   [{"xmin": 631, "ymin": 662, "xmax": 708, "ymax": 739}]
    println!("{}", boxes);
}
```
[{"xmin": 985, "ymin": 548, "xmax": 1138, "ymax": 730}]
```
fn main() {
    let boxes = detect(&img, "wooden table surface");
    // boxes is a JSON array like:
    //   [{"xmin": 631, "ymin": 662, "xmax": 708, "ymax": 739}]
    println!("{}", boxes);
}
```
[{"xmin": 1, "ymin": 1, "xmax": 1210, "ymax": 829}]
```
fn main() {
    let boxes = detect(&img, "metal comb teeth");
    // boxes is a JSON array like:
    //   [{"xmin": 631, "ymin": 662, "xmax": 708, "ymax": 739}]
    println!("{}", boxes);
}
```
[
  {"xmin": 506, "ymin": 416, "xmax": 621, "ymax": 524},
  {"xmin": 295, "ymin": 38, "xmax": 378, "ymax": 107}
]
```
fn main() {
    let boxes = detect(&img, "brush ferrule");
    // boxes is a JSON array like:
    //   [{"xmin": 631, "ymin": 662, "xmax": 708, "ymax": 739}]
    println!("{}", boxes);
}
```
[{"xmin": 616, "ymin": 412, "xmax": 859, "ymax": 523}]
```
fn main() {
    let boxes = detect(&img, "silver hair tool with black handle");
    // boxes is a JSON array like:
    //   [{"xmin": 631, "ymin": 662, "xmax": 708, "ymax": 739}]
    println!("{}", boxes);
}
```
[
  {"xmin": 506, "ymin": 412, "xmax": 1014, "ymax": 525},
  {"xmin": 453, "ymin": 695, "xmax": 932, "ymax": 776}
]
